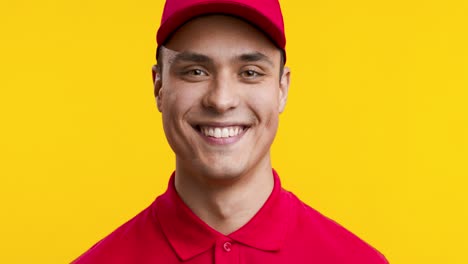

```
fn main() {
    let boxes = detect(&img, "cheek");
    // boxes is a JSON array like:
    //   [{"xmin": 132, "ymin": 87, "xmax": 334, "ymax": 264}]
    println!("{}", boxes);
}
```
[
  {"xmin": 160, "ymin": 84, "xmax": 205, "ymax": 143},
  {"xmin": 162, "ymin": 83, "xmax": 203, "ymax": 116},
  {"xmin": 160, "ymin": 89, "xmax": 199, "ymax": 156},
  {"xmin": 248, "ymin": 84, "xmax": 281, "ymax": 124}
]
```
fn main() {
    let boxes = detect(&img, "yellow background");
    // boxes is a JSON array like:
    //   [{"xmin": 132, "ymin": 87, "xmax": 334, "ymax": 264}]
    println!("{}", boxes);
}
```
[{"xmin": 1, "ymin": 0, "xmax": 467, "ymax": 263}]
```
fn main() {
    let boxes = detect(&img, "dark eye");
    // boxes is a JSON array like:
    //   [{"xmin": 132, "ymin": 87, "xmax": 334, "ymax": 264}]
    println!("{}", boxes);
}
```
[
  {"xmin": 188, "ymin": 69, "xmax": 206, "ymax": 76},
  {"xmin": 245, "ymin": 70, "xmax": 257, "ymax": 77},
  {"xmin": 178, "ymin": 67, "xmax": 209, "ymax": 82},
  {"xmin": 241, "ymin": 69, "xmax": 263, "ymax": 78}
]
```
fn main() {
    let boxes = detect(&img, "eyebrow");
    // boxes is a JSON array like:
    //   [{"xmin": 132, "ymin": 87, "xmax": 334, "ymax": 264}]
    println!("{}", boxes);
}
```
[
  {"xmin": 168, "ymin": 50, "xmax": 274, "ymax": 67},
  {"xmin": 237, "ymin": 52, "xmax": 274, "ymax": 66},
  {"xmin": 169, "ymin": 52, "xmax": 214, "ymax": 66}
]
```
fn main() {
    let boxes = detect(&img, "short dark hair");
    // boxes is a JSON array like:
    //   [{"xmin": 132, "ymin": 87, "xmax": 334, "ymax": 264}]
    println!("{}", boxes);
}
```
[{"xmin": 278, "ymin": 49, "xmax": 285, "ymax": 77}]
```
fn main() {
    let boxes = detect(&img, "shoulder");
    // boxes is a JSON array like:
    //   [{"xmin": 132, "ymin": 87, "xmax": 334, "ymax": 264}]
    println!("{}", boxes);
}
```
[
  {"xmin": 71, "ymin": 200, "xmax": 173, "ymax": 264},
  {"xmin": 281, "ymin": 190, "xmax": 389, "ymax": 263}
]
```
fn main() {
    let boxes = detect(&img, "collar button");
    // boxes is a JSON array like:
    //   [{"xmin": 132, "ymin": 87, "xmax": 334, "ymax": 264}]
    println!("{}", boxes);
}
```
[{"xmin": 223, "ymin": 241, "xmax": 232, "ymax": 252}]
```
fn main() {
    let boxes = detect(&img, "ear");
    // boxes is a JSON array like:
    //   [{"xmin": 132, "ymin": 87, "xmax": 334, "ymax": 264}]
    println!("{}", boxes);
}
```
[
  {"xmin": 278, "ymin": 66, "xmax": 290, "ymax": 113},
  {"xmin": 152, "ymin": 65, "xmax": 163, "ymax": 112}
]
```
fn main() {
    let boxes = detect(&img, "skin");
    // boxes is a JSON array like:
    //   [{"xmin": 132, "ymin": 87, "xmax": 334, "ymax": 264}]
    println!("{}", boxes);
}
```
[{"xmin": 152, "ymin": 15, "xmax": 290, "ymax": 234}]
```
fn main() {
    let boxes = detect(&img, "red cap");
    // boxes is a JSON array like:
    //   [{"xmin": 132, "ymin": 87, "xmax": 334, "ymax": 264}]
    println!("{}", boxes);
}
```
[{"xmin": 157, "ymin": 0, "xmax": 286, "ymax": 60}]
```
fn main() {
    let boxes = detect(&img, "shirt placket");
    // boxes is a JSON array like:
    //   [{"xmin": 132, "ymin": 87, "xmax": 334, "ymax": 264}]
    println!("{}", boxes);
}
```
[{"xmin": 214, "ymin": 238, "xmax": 239, "ymax": 264}]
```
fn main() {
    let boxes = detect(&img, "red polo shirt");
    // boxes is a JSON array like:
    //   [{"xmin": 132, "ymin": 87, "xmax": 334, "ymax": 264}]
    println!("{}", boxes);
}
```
[{"xmin": 73, "ymin": 170, "xmax": 388, "ymax": 263}]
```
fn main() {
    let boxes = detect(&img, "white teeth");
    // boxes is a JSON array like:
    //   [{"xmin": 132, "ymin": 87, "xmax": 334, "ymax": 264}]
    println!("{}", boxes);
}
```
[
  {"xmin": 200, "ymin": 126, "xmax": 244, "ymax": 138},
  {"xmin": 214, "ymin": 128, "xmax": 221, "ymax": 138},
  {"xmin": 221, "ymin": 128, "xmax": 229, "ymax": 137}
]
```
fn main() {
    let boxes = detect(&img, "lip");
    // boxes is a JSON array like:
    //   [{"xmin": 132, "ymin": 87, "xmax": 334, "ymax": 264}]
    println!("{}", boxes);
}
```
[{"xmin": 192, "ymin": 123, "xmax": 250, "ymax": 145}]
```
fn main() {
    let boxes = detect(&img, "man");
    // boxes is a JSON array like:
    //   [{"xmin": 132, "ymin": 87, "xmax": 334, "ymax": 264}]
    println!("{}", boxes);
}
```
[{"xmin": 73, "ymin": 0, "xmax": 388, "ymax": 263}]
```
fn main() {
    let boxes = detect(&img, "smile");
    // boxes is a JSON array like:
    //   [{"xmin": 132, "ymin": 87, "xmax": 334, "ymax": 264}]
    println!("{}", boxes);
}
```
[
  {"xmin": 193, "ymin": 124, "xmax": 249, "ymax": 145},
  {"xmin": 199, "ymin": 126, "xmax": 245, "ymax": 138}
]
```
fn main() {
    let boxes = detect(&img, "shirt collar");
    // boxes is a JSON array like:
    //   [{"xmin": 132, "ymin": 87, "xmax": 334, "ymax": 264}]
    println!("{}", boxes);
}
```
[{"xmin": 155, "ymin": 169, "xmax": 293, "ymax": 261}]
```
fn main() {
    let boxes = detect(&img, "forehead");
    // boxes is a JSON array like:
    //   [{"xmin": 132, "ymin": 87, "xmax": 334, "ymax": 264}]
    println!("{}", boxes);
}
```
[{"xmin": 162, "ymin": 15, "xmax": 280, "ymax": 64}]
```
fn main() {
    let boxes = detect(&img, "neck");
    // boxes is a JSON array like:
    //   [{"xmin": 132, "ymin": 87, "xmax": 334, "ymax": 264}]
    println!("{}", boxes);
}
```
[{"xmin": 174, "ymin": 159, "xmax": 274, "ymax": 235}]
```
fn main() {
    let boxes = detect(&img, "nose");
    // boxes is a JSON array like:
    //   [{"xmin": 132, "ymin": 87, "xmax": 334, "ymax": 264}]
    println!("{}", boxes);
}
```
[{"xmin": 202, "ymin": 73, "xmax": 240, "ymax": 113}]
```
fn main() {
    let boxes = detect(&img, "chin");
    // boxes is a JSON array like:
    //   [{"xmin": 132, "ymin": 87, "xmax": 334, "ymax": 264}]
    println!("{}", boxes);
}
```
[{"xmin": 196, "ymin": 163, "xmax": 247, "ymax": 182}]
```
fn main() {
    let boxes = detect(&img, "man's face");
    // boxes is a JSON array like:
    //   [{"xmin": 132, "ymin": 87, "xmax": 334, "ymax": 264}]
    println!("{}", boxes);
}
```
[{"xmin": 154, "ymin": 15, "xmax": 290, "ymax": 182}]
